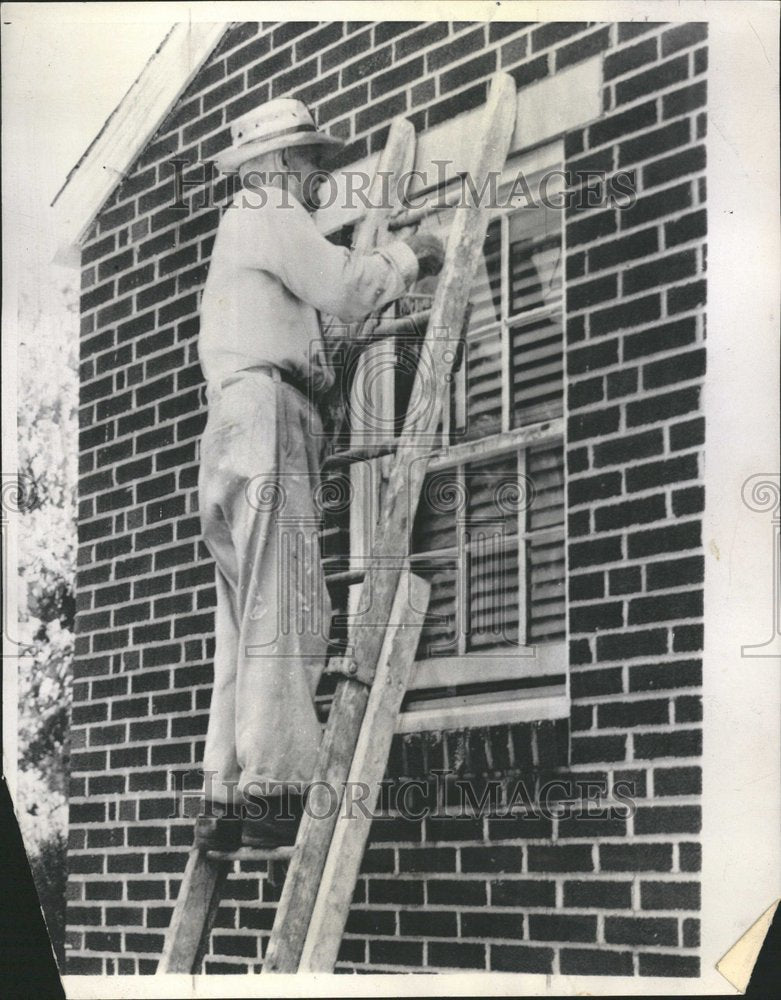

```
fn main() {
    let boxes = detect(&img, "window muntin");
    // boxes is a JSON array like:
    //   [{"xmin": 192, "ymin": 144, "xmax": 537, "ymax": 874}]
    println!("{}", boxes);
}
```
[
  {"xmin": 319, "ymin": 147, "xmax": 567, "ymax": 718},
  {"xmin": 406, "ymin": 162, "xmax": 565, "ymax": 667},
  {"xmin": 411, "ymin": 440, "xmax": 565, "ymax": 661}
]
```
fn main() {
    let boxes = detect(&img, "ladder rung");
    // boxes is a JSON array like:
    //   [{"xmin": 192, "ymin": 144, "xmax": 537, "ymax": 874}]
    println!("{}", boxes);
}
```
[
  {"xmin": 206, "ymin": 845, "xmax": 296, "ymax": 862},
  {"xmin": 349, "ymin": 310, "xmax": 431, "ymax": 351},
  {"xmin": 370, "ymin": 309, "xmax": 431, "ymax": 339},
  {"xmin": 322, "ymin": 441, "xmax": 397, "ymax": 469},
  {"xmin": 388, "ymin": 203, "xmax": 448, "ymax": 230},
  {"xmin": 325, "ymin": 568, "xmax": 365, "ymax": 585},
  {"xmin": 387, "ymin": 183, "xmax": 465, "ymax": 231}
]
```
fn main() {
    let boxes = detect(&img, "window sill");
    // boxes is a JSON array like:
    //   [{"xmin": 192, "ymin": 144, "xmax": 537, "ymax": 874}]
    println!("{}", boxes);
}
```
[
  {"xmin": 409, "ymin": 642, "xmax": 565, "ymax": 689},
  {"xmin": 397, "ymin": 684, "xmax": 569, "ymax": 734},
  {"xmin": 398, "ymin": 641, "xmax": 568, "ymax": 734}
]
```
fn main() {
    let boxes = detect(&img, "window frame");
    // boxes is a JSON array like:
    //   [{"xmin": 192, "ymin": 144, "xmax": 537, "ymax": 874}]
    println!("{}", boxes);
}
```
[{"xmin": 327, "ymin": 140, "xmax": 570, "ymax": 731}]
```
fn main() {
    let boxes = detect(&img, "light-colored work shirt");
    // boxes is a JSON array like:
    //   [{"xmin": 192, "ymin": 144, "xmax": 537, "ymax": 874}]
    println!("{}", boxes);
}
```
[{"xmin": 198, "ymin": 183, "xmax": 419, "ymax": 391}]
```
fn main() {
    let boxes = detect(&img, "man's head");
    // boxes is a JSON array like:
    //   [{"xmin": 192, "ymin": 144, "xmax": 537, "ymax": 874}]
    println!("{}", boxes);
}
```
[
  {"xmin": 217, "ymin": 98, "xmax": 342, "ymax": 209},
  {"xmin": 239, "ymin": 142, "xmax": 332, "ymax": 212}
]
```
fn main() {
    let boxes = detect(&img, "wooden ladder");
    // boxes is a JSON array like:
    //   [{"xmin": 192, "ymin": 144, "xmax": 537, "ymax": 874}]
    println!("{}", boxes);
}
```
[{"xmin": 158, "ymin": 72, "xmax": 518, "ymax": 975}]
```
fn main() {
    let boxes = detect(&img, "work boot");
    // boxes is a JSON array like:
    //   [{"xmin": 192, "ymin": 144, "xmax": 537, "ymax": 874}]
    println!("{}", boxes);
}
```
[
  {"xmin": 193, "ymin": 800, "xmax": 243, "ymax": 852},
  {"xmin": 241, "ymin": 791, "xmax": 304, "ymax": 849}
]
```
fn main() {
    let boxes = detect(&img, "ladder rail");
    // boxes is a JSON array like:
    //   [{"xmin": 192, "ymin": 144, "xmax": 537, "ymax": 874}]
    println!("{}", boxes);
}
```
[
  {"xmin": 158, "ymin": 113, "xmax": 419, "ymax": 976},
  {"xmin": 159, "ymin": 74, "xmax": 520, "ymax": 974},
  {"xmin": 157, "ymin": 850, "xmax": 229, "ymax": 973},
  {"xmin": 263, "ymin": 72, "xmax": 519, "ymax": 974},
  {"xmin": 299, "ymin": 570, "xmax": 431, "ymax": 971},
  {"xmin": 262, "ymin": 113, "xmax": 421, "ymax": 973}
]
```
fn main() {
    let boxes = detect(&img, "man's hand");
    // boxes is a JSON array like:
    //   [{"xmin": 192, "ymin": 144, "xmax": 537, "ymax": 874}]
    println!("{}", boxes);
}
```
[{"xmin": 404, "ymin": 232, "xmax": 446, "ymax": 278}]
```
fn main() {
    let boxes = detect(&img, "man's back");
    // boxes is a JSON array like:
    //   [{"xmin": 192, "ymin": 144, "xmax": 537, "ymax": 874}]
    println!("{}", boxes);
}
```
[
  {"xmin": 199, "ymin": 187, "xmax": 322, "ymax": 386},
  {"xmin": 199, "ymin": 181, "xmax": 421, "ymax": 387}
]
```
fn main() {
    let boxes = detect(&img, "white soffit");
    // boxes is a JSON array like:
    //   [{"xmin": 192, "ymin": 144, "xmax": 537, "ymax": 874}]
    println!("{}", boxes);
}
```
[{"xmin": 53, "ymin": 21, "xmax": 229, "ymax": 264}]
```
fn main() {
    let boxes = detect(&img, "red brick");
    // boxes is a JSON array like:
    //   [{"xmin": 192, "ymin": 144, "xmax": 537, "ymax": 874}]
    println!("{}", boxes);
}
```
[
  {"xmin": 71, "ymin": 21, "xmax": 710, "ymax": 971},
  {"xmin": 529, "ymin": 913, "xmax": 597, "ymax": 943},
  {"xmin": 490, "ymin": 943, "xmax": 552, "ymax": 973},
  {"xmin": 428, "ymin": 941, "xmax": 485, "ymax": 969},
  {"xmin": 560, "ymin": 947, "xmax": 634, "ymax": 975},
  {"xmin": 368, "ymin": 939, "xmax": 422, "ymax": 966}
]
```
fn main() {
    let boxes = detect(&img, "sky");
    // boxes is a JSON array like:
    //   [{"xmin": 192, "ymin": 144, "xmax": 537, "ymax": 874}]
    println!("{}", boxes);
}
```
[
  {"xmin": 0, "ymin": 3, "xmax": 175, "ymax": 796},
  {"xmin": 2, "ymin": 5, "xmax": 173, "ymax": 317}
]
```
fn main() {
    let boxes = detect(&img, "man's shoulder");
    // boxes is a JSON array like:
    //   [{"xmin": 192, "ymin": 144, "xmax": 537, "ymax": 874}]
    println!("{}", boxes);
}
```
[
  {"xmin": 233, "ymin": 183, "xmax": 306, "ymax": 213},
  {"xmin": 219, "ymin": 185, "xmax": 307, "ymax": 239}
]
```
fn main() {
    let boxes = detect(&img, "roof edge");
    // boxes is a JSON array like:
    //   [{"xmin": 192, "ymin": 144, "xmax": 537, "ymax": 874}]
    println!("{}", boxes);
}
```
[{"xmin": 53, "ymin": 21, "xmax": 229, "ymax": 266}]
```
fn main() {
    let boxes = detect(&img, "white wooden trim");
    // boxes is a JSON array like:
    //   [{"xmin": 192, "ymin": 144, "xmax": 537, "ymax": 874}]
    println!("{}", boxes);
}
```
[
  {"xmin": 397, "ymin": 688, "xmax": 569, "ymax": 734},
  {"xmin": 409, "ymin": 641, "xmax": 566, "ymax": 690},
  {"xmin": 316, "ymin": 56, "xmax": 601, "ymax": 236},
  {"xmin": 53, "ymin": 21, "xmax": 228, "ymax": 263},
  {"xmin": 55, "ymin": 38, "xmax": 601, "ymax": 261},
  {"xmin": 500, "ymin": 212, "xmax": 511, "ymax": 435},
  {"xmin": 517, "ymin": 445, "xmax": 529, "ymax": 646},
  {"xmin": 408, "ymin": 524, "xmax": 562, "ymax": 564},
  {"xmin": 426, "ymin": 417, "xmax": 564, "ymax": 469}
]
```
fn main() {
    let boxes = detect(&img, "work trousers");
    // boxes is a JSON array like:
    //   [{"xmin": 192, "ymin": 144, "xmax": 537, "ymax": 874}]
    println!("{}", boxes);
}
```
[{"xmin": 198, "ymin": 368, "xmax": 332, "ymax": 804}]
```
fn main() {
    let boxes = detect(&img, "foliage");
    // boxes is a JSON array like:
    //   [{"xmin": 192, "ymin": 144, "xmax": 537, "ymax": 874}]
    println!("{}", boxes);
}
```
[
  {"xmin": 18, "ymin": 620, "xmax": 74, "ymax": 798},
  {"xmin": 28, "ymin": 830, "xmax": 69, "ymax": 968},
  {"xmin": 15, "ymin": 277, "xmax": 78, "ymax": 968}
]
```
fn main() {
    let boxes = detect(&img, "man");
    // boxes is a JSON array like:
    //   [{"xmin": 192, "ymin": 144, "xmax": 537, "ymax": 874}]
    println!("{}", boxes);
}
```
[{"xmin": 195, "ymin": 98, "xmax": 444, "ymax": 849}]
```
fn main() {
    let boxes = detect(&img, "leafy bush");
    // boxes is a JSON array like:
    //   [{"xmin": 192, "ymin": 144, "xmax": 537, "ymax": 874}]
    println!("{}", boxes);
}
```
[
  {"xmin": 28, "ymin": 831, "xmax": 68, "ymax": 968},
  {"xmin": 15, "ymin": 276, "xmax": 78, "ymax": 972}
]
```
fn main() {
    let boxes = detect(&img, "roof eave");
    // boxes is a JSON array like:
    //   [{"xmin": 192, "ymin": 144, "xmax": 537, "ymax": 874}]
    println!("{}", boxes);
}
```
[{"xmin": 53, "ymin": 21, "xmax": 228, "ymax": 267}]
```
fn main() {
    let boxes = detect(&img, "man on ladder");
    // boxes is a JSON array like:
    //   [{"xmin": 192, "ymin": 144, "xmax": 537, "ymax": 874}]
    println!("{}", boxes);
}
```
[{"xmin": 195, "ymin": 97, "xmax": 445, "ymax": 852}]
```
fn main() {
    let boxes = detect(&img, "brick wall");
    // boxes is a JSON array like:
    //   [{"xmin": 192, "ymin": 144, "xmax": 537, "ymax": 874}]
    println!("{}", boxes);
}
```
[{"xmin": 68, "ymin": 20, "xmax": 707, "ymax": 975}]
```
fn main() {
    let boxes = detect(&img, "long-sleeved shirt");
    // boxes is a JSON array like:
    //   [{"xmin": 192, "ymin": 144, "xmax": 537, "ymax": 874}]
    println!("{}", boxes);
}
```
[{"xmin": 198, "ymin": 183, "xmax": 419, "ymax": 391}]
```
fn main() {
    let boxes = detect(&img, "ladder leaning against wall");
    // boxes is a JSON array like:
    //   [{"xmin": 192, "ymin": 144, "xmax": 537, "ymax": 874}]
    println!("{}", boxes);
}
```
[{"xmin": 158, "ymin": 72, "xmax": 518, "ymax": 976}]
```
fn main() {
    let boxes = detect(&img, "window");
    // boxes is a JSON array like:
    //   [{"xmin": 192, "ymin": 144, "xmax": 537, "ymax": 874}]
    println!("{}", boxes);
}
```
[{"xmin": 320, "ymin": 142, "xmax": 568, "ymax": 731}]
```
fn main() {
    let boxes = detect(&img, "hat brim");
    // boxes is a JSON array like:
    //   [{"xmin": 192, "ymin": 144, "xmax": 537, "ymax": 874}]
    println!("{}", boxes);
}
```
[{"xmin": 216, "ymin": 131, "xmax": 343, "ymax": 173}]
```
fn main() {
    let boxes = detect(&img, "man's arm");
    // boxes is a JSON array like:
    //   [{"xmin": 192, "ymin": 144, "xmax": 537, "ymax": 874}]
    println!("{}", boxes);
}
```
[{"xmin": 236, "ymin": 186, "xmax": 420, "ymax": 322}]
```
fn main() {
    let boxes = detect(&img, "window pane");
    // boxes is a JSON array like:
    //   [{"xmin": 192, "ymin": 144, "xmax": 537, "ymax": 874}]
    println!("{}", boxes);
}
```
[
  {"xmin": 415, "ymin": 563, "xmax": 458, "ymax": 659},
  {"xmin": 410, "ymin": 470, "xmax": 461, "ymax": 660},
  {"xmin": 463, "ymin": 326, "xmax": 502, "ymax": 440},
  {"xmin": 465, "ymin": 451, "xmax": 521, "ymax": 650},
  {"xmin": 393, "ymin": 333, "xmax": 425, "ymax": 436},
  {"xmin": 462, "ymin": 219, "xmax": 503, "ymax": 440},
  {"xmin": 510, "ymin": 314, "xmax": 564, "ymax": 423},
  {"xmin": 508, "ymin": 203, "xmax": 563, "ymax": 425},
  {"xmin": 527, "ymin": 536, "xmax": 566, "ymax": 643},
  {"xmin": 467, "ymin": 536, "xmax": 519, "ymax": 651},
  {"xmin": 465, "ymin": 452, "xmax": 519, "ymax": 534},
  {"xmin": 508, "ymin": 204, "xmax": 562, "ymax": 315},
  {"xmin": 420, "ymin": 212, "xmax": 503, "ymax": 443},
  {"xmin": 526, "ymin": 443, "xmax": 565, "ymax": 533},
  {"xmin": 412, "ymin": 469, "xmax": 460, "ymax": 554},
  {"xmin": 526, "ymin": 443, "xmax": 565, "ymax": 643},
  {"xmin": 467, "ymin": 218, "xmax": 502, "ymax": 330}
]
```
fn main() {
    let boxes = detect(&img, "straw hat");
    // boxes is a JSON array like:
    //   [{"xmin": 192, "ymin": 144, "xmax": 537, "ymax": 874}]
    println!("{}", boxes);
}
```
[{"xmin": 216, "ymin": 97, "xmax": 343, "ymax": 172}]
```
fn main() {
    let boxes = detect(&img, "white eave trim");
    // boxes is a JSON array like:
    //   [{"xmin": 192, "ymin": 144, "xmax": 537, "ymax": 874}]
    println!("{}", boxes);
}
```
[{"xmin": 52, "ymin": 20, "xmax": 228, "ymax": 265}]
